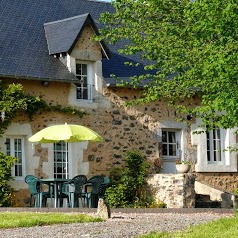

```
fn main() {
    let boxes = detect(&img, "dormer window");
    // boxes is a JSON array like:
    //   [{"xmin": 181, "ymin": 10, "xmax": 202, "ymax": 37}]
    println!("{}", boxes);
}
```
[{"xmin": 75, "ymin": 62, "xmax": 93, "ymax": 100}]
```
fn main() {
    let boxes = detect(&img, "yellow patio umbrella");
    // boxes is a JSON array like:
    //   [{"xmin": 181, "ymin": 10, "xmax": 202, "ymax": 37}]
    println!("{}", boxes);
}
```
[{"xmin": 28, "ymin": 123, "xmax": 103, "ymax": 178}]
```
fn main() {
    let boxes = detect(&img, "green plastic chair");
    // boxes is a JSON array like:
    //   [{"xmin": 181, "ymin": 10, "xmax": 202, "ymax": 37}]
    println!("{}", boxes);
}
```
[
  {"xmin": 60, "ymin": 175, "xmax": 87, "ymax": 207},
  {"xmin": 25, "ymin": 175, "xmax": 52, "ymax": 207},
  {"xmin": 86, "ymin": 176, "xmax": 110, "ymax": 208}
]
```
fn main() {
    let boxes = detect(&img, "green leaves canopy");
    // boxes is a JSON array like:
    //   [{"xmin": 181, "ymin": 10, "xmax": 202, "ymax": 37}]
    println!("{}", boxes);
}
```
[{"xmin": 99, "ymin": 0, "xmax": 238, "ymax": 129}]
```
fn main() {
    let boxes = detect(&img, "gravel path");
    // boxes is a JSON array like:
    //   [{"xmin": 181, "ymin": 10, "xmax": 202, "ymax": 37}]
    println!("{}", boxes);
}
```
[{"xmin": 0, "ymin": 212, "xmax": 233, "ymax": 238}]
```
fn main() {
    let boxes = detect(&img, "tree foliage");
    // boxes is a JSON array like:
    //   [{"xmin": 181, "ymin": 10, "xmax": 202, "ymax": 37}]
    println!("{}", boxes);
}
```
[{"xmin": 99, "ymin": 0, "xmax": 238, "ymax": 130}]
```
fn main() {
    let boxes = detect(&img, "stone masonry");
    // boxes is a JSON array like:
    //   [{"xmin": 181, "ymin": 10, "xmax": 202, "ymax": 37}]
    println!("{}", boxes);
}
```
[{"xmin": 147, "ymin": 174, "xmax": 196, "ymax": 208}]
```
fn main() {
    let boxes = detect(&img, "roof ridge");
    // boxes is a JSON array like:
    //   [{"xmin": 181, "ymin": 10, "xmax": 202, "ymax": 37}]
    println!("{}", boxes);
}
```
[{"xmin": 44, "ymin": 13, "xmax": 90, "ymax": 26}]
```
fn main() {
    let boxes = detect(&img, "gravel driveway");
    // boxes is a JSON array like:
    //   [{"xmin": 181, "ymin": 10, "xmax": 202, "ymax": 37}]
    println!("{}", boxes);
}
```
[{"xmin": 0, "ymin": 211, "xmax": 233, "ymax": 238}]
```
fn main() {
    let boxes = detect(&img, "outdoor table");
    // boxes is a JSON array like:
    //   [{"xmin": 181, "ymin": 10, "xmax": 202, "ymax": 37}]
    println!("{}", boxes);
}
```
[{"xmin": 41, "ymin": 178, "xmax": 70, "ymax": 208}]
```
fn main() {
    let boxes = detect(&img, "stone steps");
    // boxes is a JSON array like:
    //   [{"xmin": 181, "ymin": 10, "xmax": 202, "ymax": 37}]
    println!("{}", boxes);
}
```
[
  {"xmin": 195, "ymin": 194, "xmax": 221, "ymax": 208},
  {"xmin": 195, "ymin": 181, "xmax": 234, "ymax": 208}
]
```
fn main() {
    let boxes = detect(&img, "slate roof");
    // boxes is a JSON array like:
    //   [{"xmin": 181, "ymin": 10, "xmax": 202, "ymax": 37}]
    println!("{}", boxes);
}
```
[
  {"xmin": 44, "ymin": 13, "xmax": 110, "ymax": 58},
  {"xmin": 0, "ymin": 0, "xmax": 149, "ymax": 84}
]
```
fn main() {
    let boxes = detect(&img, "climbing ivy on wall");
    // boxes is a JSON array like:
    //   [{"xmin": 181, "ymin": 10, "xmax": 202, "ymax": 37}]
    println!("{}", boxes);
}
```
[
  {"xmin": 0, "ymin": 81, "xmax": 87, "ymax": 135},
  {"xmin": 0, "ymin": 151, "xmax": 17, "ymax": 207}
]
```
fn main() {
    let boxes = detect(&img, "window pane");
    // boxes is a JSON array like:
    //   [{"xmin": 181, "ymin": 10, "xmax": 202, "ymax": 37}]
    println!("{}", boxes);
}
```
[
  {"xmin": 15, "ymin": 165, "xmax": 22, "ymax": 176},
  {"xmin": 6, "ymin": 138, "xmax": 10, "ymax": 156},
  {"xmin": 162, "ymin": 131, "xmax": 166, "ymax": 142},
  {"xmin": 162, "ymin": 144, "xmax": 167, "ymax": 155},
  {"xmin": 169, "ymin": 144, "xmax": 176, "ymax": 156},
  {"xmin": 214, "ymin": 140, "xmax": 220, "ymax": 151},
  {"xmin": 214, "ymin": 151, "xmax": 221, "ymax": 161},
  {"xmin": 82, "ymin": 64, "xmax": 87, "ymax": 75},
  {"xmin": 216, "ymin": 151, "xmax": 221, "ymax": 161},
  {"xmin": 207, "ymin": 151, "xmax": 210, "ymax": 161},
  {"xmin": 76, "ymin": 87, "xmax": 88, "ymax": 99},
  {"xmin": 15, "ymin": 165, "xmax": 19, "ymax": 176},
  {"xmin": 6, "ymin": 138, "xmax": 10, "ymax": 150},
  {"xmin": 76, "ymin": 64, "xmax": 81, "ymax": 74},
  {"xmin": 18, "ymin": 165, "xmax": 22, "ymax": 176},
  {"xmin": 168, "ymin": 132, "xmax": 175, "ymax": 143},
  {"xmin": 213, "ymin": 129, "xmax": 220, "ymax": 139}
]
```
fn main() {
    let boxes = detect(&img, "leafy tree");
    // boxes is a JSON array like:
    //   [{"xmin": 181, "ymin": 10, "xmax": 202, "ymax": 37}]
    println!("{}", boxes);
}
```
[{"xmin": 99, "ymin": 0, "xmax": 238, "ymax": 130}]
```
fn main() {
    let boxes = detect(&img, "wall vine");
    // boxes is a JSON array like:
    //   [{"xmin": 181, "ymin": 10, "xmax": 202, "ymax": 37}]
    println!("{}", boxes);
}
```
[{"xmin": 0, "ymin": 82, "xmax": 87, "ymax": 135}]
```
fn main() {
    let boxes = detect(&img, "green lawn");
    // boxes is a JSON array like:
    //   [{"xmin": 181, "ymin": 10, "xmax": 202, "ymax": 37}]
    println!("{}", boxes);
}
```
[
  {"xmin": 140, "ymin": 215, "xmax": 238, "ymax": 238},
  {"xmin": 0, "ymin": 212, "xmax": 103, "ymax": 228}
]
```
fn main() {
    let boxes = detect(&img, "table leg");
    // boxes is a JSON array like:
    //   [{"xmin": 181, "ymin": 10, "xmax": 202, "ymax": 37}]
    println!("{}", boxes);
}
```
[{"xmin": 54, "ymin": 182, "xmax": 58, "ymax": 208}]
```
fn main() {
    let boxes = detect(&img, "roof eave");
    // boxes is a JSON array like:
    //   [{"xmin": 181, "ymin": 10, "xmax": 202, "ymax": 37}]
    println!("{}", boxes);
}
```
[{"xmin": 0, "ymin": 74, "xmax": 80, "ymax": 83}]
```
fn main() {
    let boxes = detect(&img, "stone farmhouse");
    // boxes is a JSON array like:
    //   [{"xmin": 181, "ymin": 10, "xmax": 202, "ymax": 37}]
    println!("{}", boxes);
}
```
[{"xmin": 1, "ymin": 0, "xmax": 238, "ymax": 207}]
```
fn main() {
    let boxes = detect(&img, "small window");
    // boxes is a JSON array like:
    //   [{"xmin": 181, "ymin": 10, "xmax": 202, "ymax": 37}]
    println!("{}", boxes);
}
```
[
  {"xmin": 6, "ymin": 137, "xmax": 25, "ymax": 178},
  {"xmin": 207, "ymin": 128, "xmax": 223, "ymax": 164},
  {"xmin": 161, "ymin": 129, "xmax": 182, "ymax": 174},
  {"xmin": 162, "ymin": 130, "xmax": 180, "ymax": 160},
  {"xmin": 54, "ymin": 141, "xmax": 68, "ymax": 179},
  {"xmin": 75, "ymin": 63, "xmax": 93, "ymax": 100}
]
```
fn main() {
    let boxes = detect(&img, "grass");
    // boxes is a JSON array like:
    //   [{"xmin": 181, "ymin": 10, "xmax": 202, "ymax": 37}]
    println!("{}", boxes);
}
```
[
  {"xmin": 140, "ymin": 215, "xmax": 238, "ymax": 238},
  {"xmin": 0, "ymin": 212, "xmax": 103, "ymax": 229}
]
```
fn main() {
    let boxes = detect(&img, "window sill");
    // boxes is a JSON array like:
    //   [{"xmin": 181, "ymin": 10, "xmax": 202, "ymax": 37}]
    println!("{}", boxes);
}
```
[
  {"xmin": 13, "ymin": 177, "xmax": 25, "ymax": 181},
  {"xmin": 76, "ymin": 99, "xmax": 94, "ymax": 103},
  {"xmin": 195, "ymin": 164, "xmax": 237, "ymax": 172}
]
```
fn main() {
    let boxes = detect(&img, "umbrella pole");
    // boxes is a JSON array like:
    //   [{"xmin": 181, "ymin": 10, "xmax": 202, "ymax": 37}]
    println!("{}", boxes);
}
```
[
  {"xmin": 65, "ymin": 141, "xmax": 68, "ymax": 208},
  {"xmin": 65, "ymin": 141, "xmax": 68, "ymax": 179}
]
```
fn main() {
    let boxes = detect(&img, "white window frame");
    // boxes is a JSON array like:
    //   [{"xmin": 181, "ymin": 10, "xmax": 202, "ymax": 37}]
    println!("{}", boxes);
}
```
[
  {"xmin": 191, "ymin": 119, "xmax": 238, "ymax": 172},
  {"xmin": 162, "ymin": 129, "xmax": 181, "ymax": 161},
  {"xmin": 157, "ymin": 121, "xmax": 187, "ymax": 174},
  {"xmin": 6, "ymin": 136, "xmax": 25, "ymax": 180},
  {"xmin": 206, "ymin": 128, "xmax": 224, "ymax": 165},
  {"xmin": 75, "ymin": 62, "xmax": 94, "ymax": 101},
  {"xmin": 53, "ymin": 141, "xmax": 71, "ymax": 179}
]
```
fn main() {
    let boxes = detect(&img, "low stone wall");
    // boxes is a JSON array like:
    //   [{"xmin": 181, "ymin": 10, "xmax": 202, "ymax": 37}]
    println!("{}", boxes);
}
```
[{"xmin": 147, "ymin": 174, "xmax": 195, "ymax": 208}]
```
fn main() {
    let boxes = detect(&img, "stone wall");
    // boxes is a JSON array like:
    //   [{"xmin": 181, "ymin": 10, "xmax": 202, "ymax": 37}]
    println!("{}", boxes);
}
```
[
  {"xmin": 2, "ymin": 79, "xmax": 198, "ymax": 206},
  {"xmin": 147, "ymin": 174, "xmax": 195, "ymax": 208},
  {"xmin": 195, "ymin": 172, "xmax": 238, "ymax": 194}
]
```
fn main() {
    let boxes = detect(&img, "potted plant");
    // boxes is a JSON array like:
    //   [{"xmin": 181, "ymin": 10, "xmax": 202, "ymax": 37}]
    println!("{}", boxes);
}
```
[{"xmin": 175, "ymin": 159, "xmax": 191, "ymax": 173}]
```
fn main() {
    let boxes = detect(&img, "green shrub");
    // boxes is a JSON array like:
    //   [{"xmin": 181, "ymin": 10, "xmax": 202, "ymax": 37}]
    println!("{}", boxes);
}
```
[
  {"xmin": 0, "ymin": 151, "xmax": 17, "ymax": 206},
  {"xmin": 105, "ymin": 150, "xmax": 166, "ymax": 208}
]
